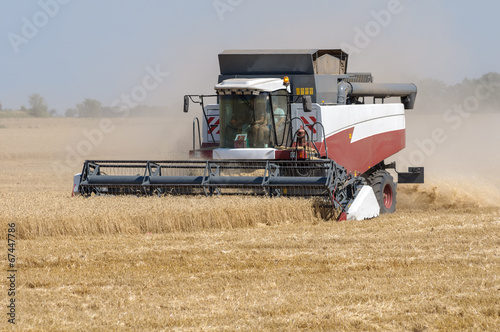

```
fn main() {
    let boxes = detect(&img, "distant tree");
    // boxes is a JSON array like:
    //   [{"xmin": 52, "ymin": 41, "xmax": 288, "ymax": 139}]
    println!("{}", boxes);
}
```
[
  {"xmin": 28, "ymin": 94, "xmax": 49, "ymax": 117},
  {"xmin": 414, "ymin": 72, "xmax": 500, "ymax": 113},
  {"xmin": 65, "ymin": 108, "xmax": 78, "ymax": 118},
  {"xmin": 76, "ymin": 98, "xmax": 102, "ymax": 117},
  {"xmin": 0, "ymin": 102, "xmax": 2, "ymax": 111},
  {"xmin": 49, "ymin": 109, "xmax": 57, "ymax": 117}
]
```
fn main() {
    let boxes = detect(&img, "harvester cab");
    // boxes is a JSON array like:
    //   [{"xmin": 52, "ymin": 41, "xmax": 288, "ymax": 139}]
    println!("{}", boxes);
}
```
[
  {"xmin": 216, "ymin": 78, "xmax": 291, "ymax": 150},
  {"xmin": 185, "ymin": 76, "xmax": 313, "ymax": 161},
  {"xmin": 76, "ymin": 49, "xmax": 424, "ymax": 221}
]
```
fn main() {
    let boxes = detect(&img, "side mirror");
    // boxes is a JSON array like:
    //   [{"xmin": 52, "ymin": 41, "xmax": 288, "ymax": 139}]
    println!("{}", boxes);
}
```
[
  {"xmin": 183, "ymin": 95, "xmax": 190, "ymax": 113},
  {"xmin": 303, "ymin": 95, "xmax": 312, "ymax": 113}
]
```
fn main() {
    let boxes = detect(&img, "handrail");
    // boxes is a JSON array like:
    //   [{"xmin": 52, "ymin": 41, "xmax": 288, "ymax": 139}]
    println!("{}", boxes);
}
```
[
  {"xmin": 311, "ymin": 122, "xmax": 328, "ymax": 158},
  {"xmin": 192, "ymin": 117, "xmax": 202, "ymax": 152}
]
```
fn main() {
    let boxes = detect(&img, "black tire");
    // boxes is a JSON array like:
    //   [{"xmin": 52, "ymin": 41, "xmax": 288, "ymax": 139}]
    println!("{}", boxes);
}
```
[{"xmin": 367, "ymin": 170, "xmax": 396, "ymax": 214}]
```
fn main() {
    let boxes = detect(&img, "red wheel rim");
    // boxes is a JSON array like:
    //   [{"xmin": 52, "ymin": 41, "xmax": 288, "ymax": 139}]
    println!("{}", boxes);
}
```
[{"xmin": 383, "ymin": 184, "xmax": 393, "ymax": 209}]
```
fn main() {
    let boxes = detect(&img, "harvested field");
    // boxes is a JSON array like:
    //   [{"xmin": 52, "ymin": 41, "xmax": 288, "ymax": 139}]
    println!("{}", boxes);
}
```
[{"xmin": 1, "ymin": 116, "xmax": 499, "ymax": 330}]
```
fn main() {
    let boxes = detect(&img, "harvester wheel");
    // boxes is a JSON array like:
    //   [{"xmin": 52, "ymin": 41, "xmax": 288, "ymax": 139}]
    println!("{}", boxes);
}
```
[{"xmin": 368, "ymin": 170, "xmax": 396, "ymax": 214}]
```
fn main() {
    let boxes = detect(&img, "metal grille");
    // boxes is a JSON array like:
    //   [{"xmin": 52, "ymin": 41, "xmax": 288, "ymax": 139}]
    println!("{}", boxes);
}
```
[{"xmin": 345, "ymin": 73, "xmax": 373, "ymax": 83}]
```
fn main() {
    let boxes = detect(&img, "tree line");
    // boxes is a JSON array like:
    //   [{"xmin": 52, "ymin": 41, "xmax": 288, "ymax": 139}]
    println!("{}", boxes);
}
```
[
  {"xmin": 414, "ymin": 72, "xmax": 500, "ymax": 112},
  {"xmin": 0, "ymin": 94, "xmax": 168, "ymax": 118},
  {"xmin": 0, "ymin": 94, "xmax": 57, "ymax": 117}
]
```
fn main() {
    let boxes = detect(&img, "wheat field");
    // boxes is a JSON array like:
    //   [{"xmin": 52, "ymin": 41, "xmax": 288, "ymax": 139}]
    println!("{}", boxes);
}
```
[{"xmin": 1, "ymin": 117, "xmax": 500, "ymax": 331}]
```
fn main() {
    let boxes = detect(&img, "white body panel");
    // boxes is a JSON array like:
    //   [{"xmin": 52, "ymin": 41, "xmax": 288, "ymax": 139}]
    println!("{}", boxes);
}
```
[
  {"xmin": 213, "ymin": 148, "xmax": 276, "ymax": 160},
  {"xmin": 320, "ymin": 103, "xmax": 405, "ymax": 141},
  {"xmin": 346, "ymin": 185, "xmax": 380, "ymax": 221},
  {"xmin": 292, "ymin": 103, "xmax": 405, "ymax": 143}
]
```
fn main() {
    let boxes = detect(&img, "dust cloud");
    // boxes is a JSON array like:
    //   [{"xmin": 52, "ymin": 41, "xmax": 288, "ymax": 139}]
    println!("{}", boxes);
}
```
[
  {"xmin": 87, "ymin": 115, "xmax": 193, "ymax": 160},
  {"xmin": 394, "ymin": 109, "xmax": 500, "ymax": 209}
]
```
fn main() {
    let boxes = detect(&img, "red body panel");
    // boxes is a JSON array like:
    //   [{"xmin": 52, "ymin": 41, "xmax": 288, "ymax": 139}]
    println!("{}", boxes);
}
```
[{"xmin": 316, "ymin": 128, "xmax": 406, "ymax": 174}]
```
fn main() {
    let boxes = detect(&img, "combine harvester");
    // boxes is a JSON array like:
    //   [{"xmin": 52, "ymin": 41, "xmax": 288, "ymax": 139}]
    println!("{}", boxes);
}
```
[{"xmin": 75, "ymin": 49, "xmax": 424, "ymax": 220}]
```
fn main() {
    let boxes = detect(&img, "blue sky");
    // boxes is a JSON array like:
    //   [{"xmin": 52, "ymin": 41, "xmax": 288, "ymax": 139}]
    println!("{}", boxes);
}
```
[{"xmin": 1, "ymin": 0, "xmax": 499, "ymax": 113}]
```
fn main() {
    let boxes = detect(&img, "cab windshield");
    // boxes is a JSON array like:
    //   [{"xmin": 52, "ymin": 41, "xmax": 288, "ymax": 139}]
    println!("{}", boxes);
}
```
[{"xmin": 219, "ymin": 91, "xmax": 289, "ymax": 148}]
